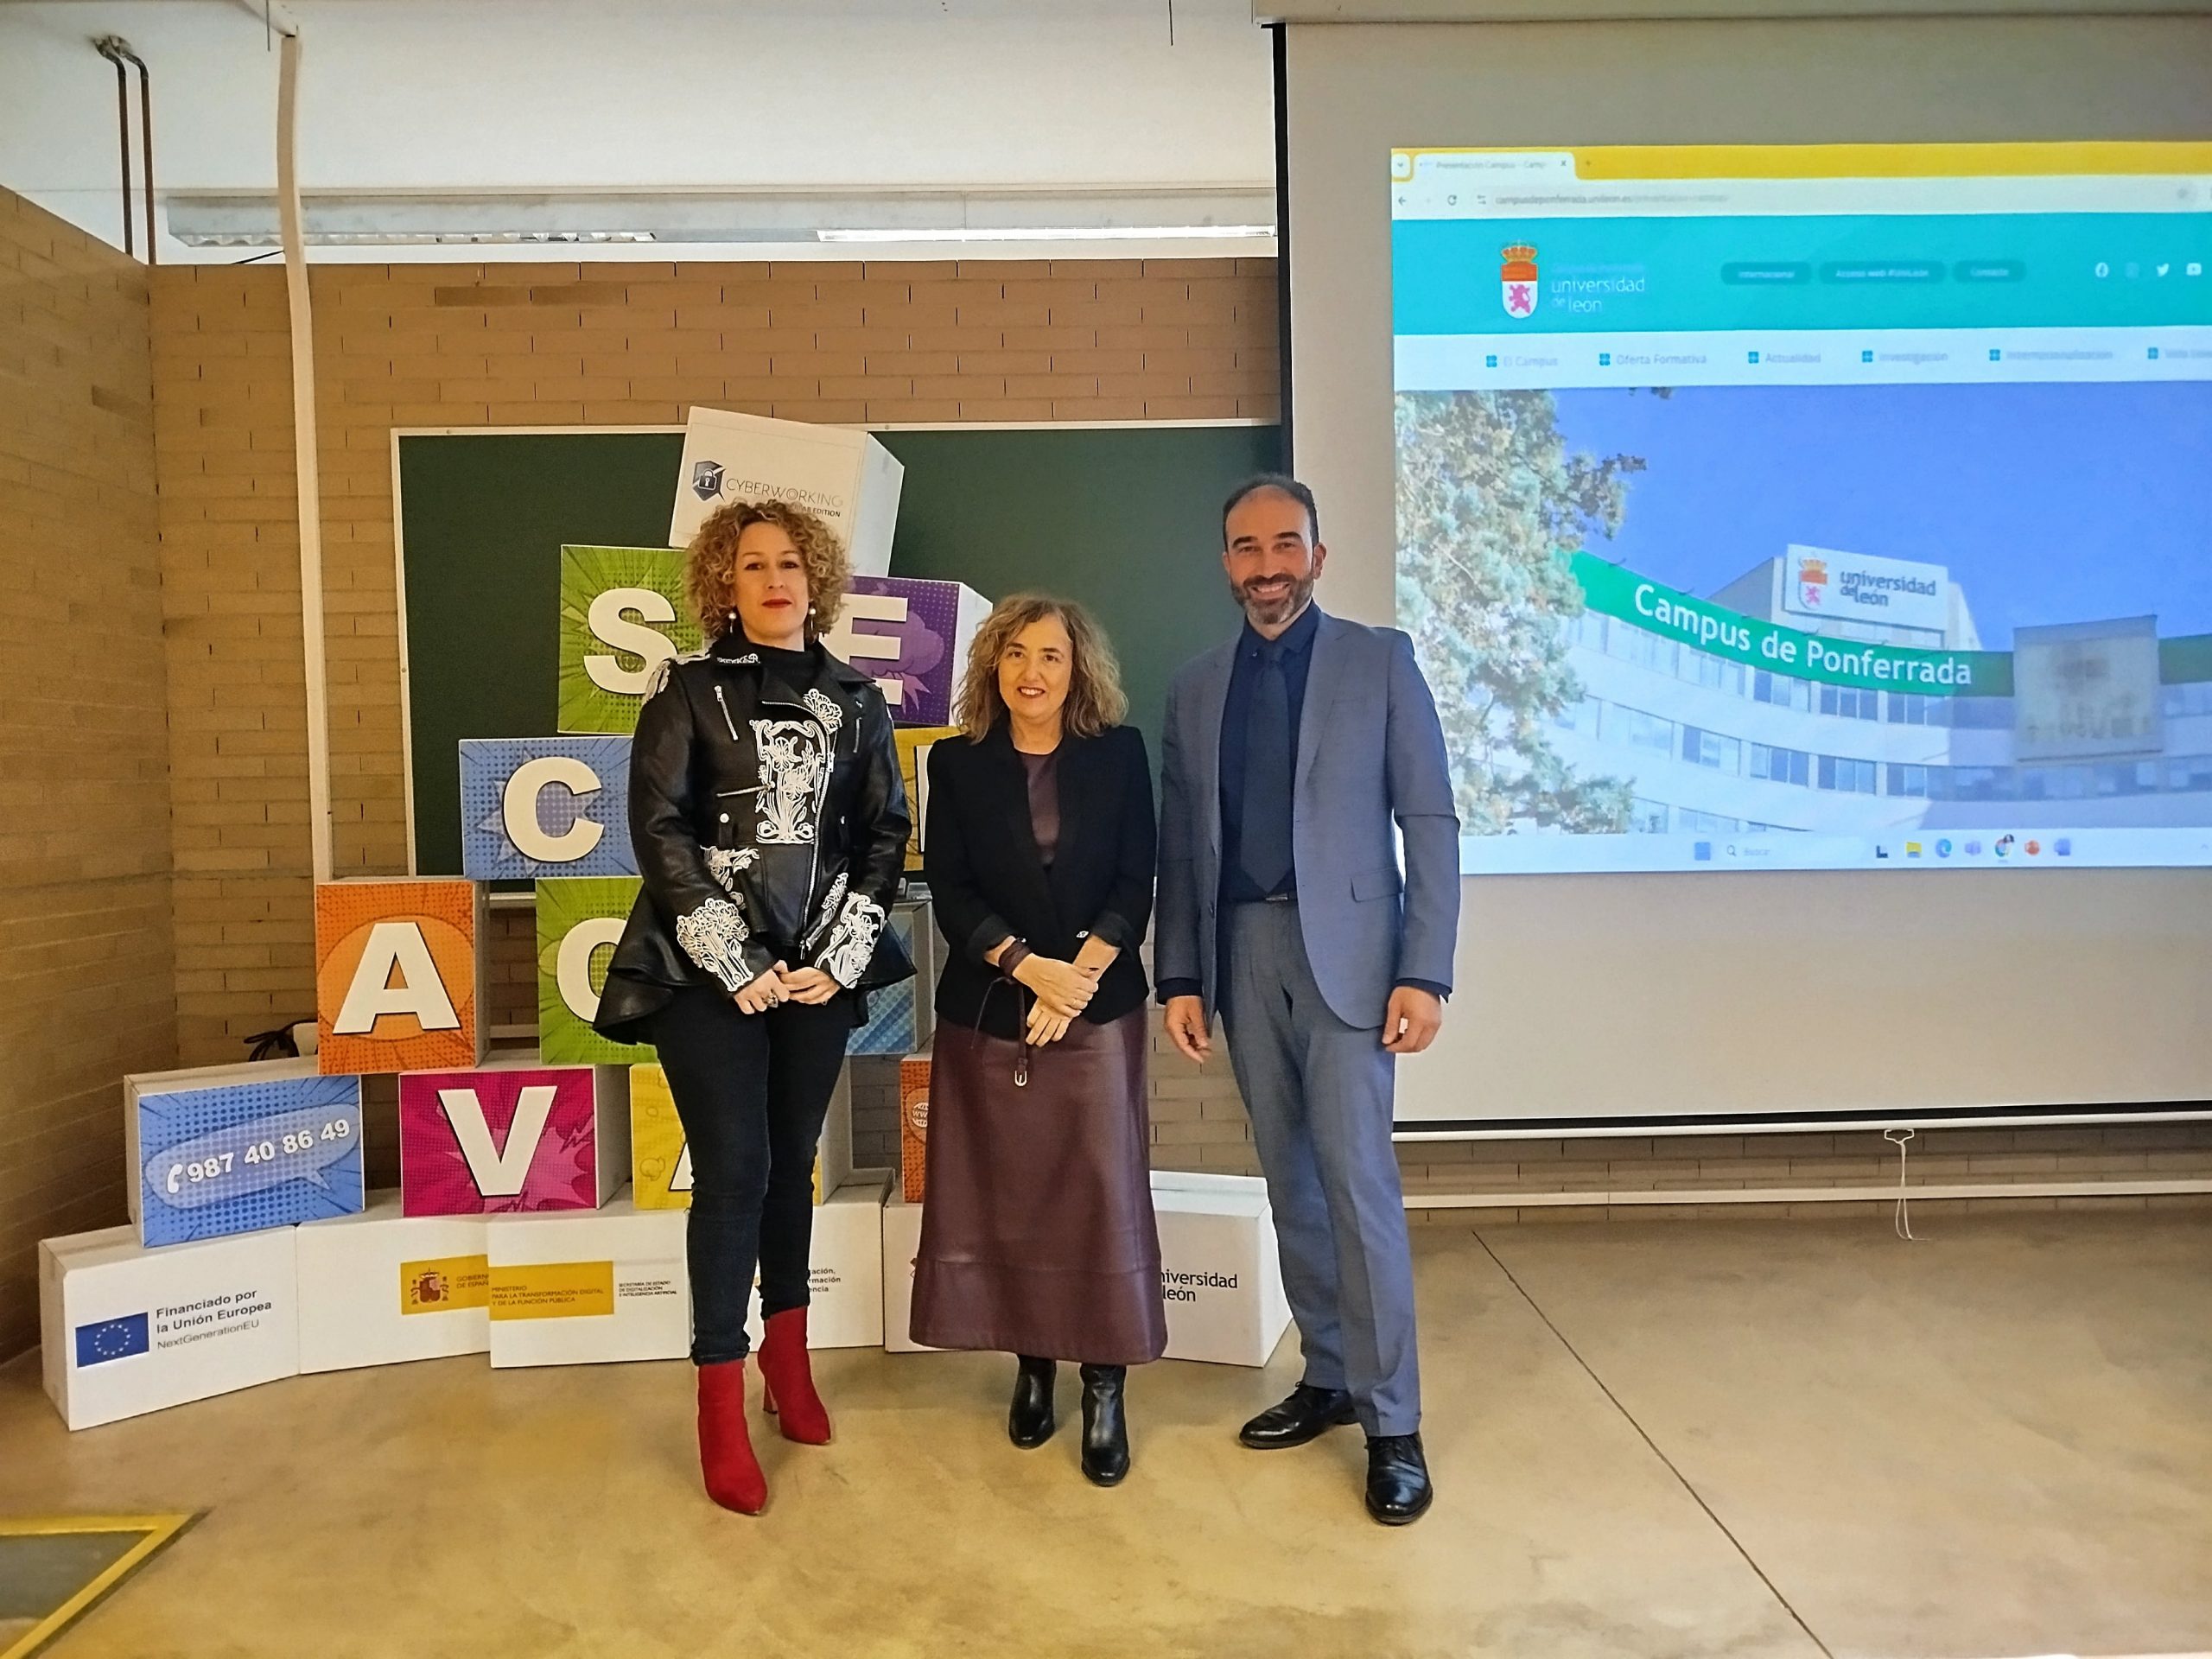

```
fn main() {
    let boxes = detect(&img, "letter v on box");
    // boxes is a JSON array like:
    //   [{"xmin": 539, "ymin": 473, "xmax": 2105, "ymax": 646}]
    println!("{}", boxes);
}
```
[{"xmin": 397, "ymin": 1058, "xmax": 630, "ymax": 1217}]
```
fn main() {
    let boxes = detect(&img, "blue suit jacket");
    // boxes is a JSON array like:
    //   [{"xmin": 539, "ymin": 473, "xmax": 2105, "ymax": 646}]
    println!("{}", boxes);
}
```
[{"xmin": 1156, "ymin": 608, "xmax": 1461, "ymax": 1029}]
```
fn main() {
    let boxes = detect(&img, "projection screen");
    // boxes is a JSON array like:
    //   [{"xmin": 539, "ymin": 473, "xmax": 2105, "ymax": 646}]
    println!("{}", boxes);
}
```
[{"xmin": 1281, "ymin": 13, "xmax": 2212, "ymax": 1125}]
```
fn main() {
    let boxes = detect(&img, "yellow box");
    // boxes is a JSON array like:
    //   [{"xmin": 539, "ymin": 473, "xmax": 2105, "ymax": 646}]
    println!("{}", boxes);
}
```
[
  {"xmin": 894, "ymin": 727, "xmax": 959, "ymax": 869},
  {"xmin": 630, "ymin": 1062, "xmax": 852, "ymax": 1209},
  {"xmin": 628, "ymin": 1065, "xmax": 690, "ymax": 1211}
]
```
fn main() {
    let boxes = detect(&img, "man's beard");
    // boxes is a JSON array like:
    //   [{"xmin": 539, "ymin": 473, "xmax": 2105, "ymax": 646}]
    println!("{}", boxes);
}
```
[{"xmin": 1231, "ymin": 569, "xmax": 1314, "ymax": 629}]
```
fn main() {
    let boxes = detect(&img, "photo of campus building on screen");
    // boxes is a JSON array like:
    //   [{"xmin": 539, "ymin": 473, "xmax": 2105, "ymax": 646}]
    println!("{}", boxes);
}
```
[{"xmin": 1395, "ymin": 381, "xmax": 2212, "ymax": 872}]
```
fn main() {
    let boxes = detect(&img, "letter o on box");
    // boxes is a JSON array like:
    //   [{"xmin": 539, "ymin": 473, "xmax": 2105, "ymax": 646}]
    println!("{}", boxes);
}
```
[
  {"xmin": 315, "ymin": 880, "xmax": 486, "ymax": 1076},
  {"xmin": 536, "ymin": 878, "xmax": 652, "ymax": 1066},
  {"xmin": 459, "ymin": 737, "xmax": 634, "ymax": 880}
]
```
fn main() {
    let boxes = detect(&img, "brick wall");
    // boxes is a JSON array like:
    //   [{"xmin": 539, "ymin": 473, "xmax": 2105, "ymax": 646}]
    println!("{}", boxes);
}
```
[
  {"xmin": 148, "ymin": 255, "xmax": 1280, "ymax": 1067},
  {"xmin": 143, "ymin": 253, "xmax": 2212, "ymax": 1216},
  {"xmin": 0, "ymin": 190, "xmax": 175, "ymax": 1359}
]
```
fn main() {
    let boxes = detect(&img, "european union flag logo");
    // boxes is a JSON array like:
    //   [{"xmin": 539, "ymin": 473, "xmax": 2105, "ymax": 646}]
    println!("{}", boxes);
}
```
[{"xmin": 75, "ymin": 1313, "xmax": 149, "ymax": 1368}]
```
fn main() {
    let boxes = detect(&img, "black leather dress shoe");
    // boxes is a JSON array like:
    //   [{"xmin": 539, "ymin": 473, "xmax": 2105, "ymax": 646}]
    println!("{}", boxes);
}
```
[
  {"xmin": 1009, "ymin": 1355, "xmax": 1057, "ymax": 1448},
  {"xmin": 1364, "ymin": 1433, "xmax": 1433, "ymax": 1526},
  {"xmin": 1238, "ymin": 1382, "xmax": 1357, "ymax": 1449},
  {"xmin": 1078, "ymin": 1364, "xmax": 1129, "ymax": 1486}
]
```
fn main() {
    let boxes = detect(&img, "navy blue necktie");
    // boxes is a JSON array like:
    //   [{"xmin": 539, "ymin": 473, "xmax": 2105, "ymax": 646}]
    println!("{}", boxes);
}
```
[{"xmin": 1239, "ymin": 639, "xmax": 1294, "ymax": 895}]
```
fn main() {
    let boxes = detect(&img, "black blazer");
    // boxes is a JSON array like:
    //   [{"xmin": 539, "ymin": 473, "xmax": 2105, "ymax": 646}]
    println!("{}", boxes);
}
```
[{"xmin": 923, "ymin": 721, "xmax": 1155, "ymax": 1040}]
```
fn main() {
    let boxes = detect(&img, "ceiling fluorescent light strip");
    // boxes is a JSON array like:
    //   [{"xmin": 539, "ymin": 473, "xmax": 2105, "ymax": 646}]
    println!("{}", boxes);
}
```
[{"xmin": 817, "ymin": 224, "xmax": 1274, "ymax": 244}]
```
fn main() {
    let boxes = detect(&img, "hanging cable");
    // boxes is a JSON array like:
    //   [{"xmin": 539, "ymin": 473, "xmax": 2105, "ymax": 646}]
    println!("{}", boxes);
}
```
[
  {"xmin": 93, "ymin": 38, "xmax": 134, "ymax": 257},
  {"xmin": 276, "ymin": 23, "xmax": 334, "ymax": 884},
  {"xmin": 113, "ymin": 41, "xmax": 157, "ymax": 264},
  {"xmin": 1885, "ymin": 1128, "xmax": 1917, "ymax": 1241}
]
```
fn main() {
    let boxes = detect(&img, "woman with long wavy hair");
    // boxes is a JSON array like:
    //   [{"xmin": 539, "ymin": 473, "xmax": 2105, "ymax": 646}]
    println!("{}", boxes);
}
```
[{"xmin": 910, "ymin": 594, "xmax": 1166, "ymax": 1486}]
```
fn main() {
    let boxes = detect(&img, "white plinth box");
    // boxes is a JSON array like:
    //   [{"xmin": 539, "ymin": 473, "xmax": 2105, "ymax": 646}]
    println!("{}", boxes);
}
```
[
  {"xmin": 880, "ymin": 1175, "xmax": 1289, "ymax": 1363},
  {"xmin": 878, "ymin": 1187, "xmax": 942, "ymax": 1355},
  {"xmin": 485, "ymin": 1197, "xmax": 690, "ymax": 1369},
  {"xmin": 40, "ymin": 1225, "xmax": 301, "ymax": 1430},
  {"xmin": 744, "ymin": 1173, "xmax": 888, "ymax": 1351},
  {"xmin": 1151, "ymin": 1171, "xmax": 1293, "ymax": 1368},
  {"xmin": 296, "ymin": 1194, "xmax": 491, "ymax": 1373}
]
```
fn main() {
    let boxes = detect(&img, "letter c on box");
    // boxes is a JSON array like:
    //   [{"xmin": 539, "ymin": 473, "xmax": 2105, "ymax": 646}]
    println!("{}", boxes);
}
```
[
  {"xmin": 556, "ymin": 917, "xmax": 627, "ymax": 1020},
  {"xmin": 504, "ymin": 755, "xmax": 605, "ymax": 863}
]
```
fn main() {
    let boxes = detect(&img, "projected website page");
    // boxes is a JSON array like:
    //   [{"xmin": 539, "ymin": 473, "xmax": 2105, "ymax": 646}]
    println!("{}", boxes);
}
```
[{"xmin": 1391, "ymin": 143, "xmax": 2212, "ymax": 875}]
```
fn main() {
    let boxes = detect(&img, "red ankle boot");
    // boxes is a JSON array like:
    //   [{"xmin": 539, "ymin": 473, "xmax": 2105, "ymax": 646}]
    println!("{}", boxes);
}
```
[
  {"xmin": 696, "ymin": 1358, "xmax": 767, "ymax": 1514},
  {"xmin": 756, "ymin": 1308, "xmax": 833, "ymax": 1445}
]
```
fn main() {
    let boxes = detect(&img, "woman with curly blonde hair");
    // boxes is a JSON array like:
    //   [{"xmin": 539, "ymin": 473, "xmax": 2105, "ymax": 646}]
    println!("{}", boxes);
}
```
[
  {"xmin": 911, "ymin": 594, "xmax": 1166, "ymax": 1487},
  {"xmin": 596, "ymin": 497, "xmax": 910, "ymax": 1517}
]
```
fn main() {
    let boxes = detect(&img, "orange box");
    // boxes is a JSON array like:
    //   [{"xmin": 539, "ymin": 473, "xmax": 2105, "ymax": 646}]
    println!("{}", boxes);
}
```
[
  {"xmin": 899, "ymin": 1053, "xmax": 931, "ymax": 1205},
  {"xmin": 315, "ymin": 880, "xmax": 486, "ymax": 1075}
]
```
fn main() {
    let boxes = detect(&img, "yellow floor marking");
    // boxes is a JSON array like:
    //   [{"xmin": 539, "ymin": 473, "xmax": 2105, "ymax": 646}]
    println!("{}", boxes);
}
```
[{"xmin": 0, "ymin": 1515, "xmax": 196, "ymax": 1659}]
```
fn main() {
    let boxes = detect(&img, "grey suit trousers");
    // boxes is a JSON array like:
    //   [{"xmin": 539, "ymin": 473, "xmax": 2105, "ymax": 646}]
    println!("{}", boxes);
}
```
[{"xmin": 1221, "ymin": 900, "xmax": 1421, "ymax": 1437}]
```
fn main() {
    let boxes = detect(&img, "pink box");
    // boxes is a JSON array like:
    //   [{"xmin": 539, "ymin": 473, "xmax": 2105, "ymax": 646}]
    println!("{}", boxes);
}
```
[{"xmin": 397, "ymin": 1059, "xmax": 630, "ymax": 1217}]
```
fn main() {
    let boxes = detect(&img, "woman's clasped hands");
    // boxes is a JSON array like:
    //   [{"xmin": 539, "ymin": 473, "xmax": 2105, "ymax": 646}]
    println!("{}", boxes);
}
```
[
  {"xmin": 733, "ymin": 961, "xmax": 842, "ymax": 1015},
  {"xmin": 1012, "ymin": 952, "xmax": 1096, "ymax": 1046}
]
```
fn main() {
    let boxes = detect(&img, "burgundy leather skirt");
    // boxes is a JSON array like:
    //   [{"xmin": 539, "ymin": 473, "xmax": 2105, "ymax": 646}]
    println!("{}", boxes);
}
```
[{"xmin": 910, "ymin": 1006, "xmax": 1166, "ymax": 1364}]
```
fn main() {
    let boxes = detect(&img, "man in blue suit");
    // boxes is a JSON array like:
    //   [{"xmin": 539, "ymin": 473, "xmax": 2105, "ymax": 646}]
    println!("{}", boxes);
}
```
[{"xmin": 1157, "ymin": 474, "xmax": 1459, "ymax": 1525}]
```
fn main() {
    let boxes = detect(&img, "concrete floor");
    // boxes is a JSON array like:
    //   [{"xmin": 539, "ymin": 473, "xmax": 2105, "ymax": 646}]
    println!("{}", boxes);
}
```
[{"xmin": 2, "ymin": 1214, "xmax": 2208, "ymax": 1659}]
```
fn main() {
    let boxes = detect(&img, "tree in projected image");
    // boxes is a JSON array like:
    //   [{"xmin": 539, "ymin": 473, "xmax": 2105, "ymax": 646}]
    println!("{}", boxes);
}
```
[{"xmin": 1395, "ymin": 388, "xmax": 1640, "ymax": 835}]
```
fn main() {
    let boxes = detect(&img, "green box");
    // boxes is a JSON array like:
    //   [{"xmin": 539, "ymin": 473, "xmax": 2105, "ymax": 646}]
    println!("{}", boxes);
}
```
[
  {"xmin": 537, "ymin": 876, "xmax": 652, "ymax": 1065},
  {"xmin": 558, "ymin": 544, "xmax": 700, "ymax": 734}
]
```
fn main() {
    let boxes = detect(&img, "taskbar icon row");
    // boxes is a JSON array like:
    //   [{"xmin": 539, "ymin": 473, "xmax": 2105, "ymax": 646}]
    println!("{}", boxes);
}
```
[{"xmin": 1692, "ymin": 833, "xmax": 2075, "ymax": 863}]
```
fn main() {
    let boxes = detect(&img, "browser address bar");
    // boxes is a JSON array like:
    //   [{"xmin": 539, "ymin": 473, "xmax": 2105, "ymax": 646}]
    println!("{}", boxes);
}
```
[
  {"xmin": 1485, "ymin": 191, "xmax": 1731, "ymax": 209},
  {"xmin": 1395, "ymin": 174, "xmax": 2209, "ymax": 218}
]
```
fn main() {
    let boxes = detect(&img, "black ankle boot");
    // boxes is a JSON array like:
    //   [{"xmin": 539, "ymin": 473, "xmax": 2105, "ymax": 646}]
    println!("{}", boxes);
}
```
[
  {"xmin": 1078, "ymin": 1364, "xmax": 1129, "ymax": 1486},
  {"xmin": 1009, "ymin": 1355, "xmax": 1057, "ymax": 1448}
]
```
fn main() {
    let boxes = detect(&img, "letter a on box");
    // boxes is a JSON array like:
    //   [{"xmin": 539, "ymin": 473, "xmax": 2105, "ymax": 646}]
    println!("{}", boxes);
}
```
[
  {"xmin": 629, "ymin": 1064, "xmax": 694, "ymax": 1210},
  {"xmin": 315, "ymin": 880, "xmax": 486, "ymax": 1075},
  {"xmin": 397, "ymin": 1063, "xmax": 628, "ymax": 1215}
]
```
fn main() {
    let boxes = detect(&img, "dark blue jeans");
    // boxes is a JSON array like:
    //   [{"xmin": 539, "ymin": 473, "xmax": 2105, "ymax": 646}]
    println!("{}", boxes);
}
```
[{"xmin": 650, "ymin": 984, "xmax": 852, "ymax": 1365}]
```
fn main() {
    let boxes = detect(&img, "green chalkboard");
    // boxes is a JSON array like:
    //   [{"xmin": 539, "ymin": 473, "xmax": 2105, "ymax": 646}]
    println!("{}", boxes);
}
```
[{"xmin": 397, "ymin": 423, "xmax": 1280, "ymax": 874}]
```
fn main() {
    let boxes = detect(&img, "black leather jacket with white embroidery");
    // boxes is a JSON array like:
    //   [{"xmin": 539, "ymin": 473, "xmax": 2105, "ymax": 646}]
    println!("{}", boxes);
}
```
[{"xmin": 593, "ymin": 632, "xmax": 912, "ymax": 1044}]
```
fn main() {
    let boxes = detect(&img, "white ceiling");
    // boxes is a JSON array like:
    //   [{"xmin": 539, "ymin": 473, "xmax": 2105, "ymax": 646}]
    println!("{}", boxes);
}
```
[{"xmin": 0, "ymin": 0, "xmax": 1275, "ymax": 260}]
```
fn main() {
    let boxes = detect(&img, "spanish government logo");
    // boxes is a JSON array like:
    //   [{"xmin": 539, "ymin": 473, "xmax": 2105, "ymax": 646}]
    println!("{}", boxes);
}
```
[
  {"xmin": 1501, "ymin": 244, "xmax": 1539, "ymax": 319},
  {"xmin": 1797, "ymin": 556, "xmax": 1829, "ymax": 610}
]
